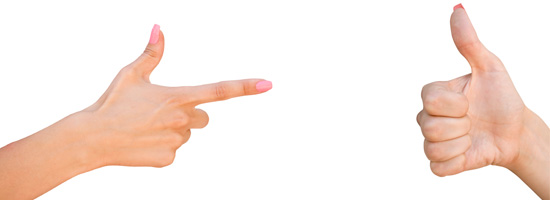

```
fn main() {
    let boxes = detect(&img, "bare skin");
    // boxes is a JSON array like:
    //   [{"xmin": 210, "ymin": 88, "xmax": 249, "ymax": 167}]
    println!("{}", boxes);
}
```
[
  {"xmin": 0, "ymin": 25, "xmax": 272, "ymax": 199},
  {"xmin": 417, "ymin": 6, "xmax": 549, "ymax": 199}
]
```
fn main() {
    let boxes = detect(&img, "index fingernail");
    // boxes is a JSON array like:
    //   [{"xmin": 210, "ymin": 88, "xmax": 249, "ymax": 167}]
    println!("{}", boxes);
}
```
[{"xmin": 256, "ymin": 81, "xmax": 272, "ymax": 92}]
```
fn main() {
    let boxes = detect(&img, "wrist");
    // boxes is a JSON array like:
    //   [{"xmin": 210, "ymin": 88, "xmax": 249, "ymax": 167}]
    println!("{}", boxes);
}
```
[
  {"xmin": 50, "ymin": 111, "xmax": 105, "ymax": 173},
  {"xmin": 0, "ymin": 112, "xmax": 102, "ymax": 199},
  {"xmin": 509, "ymin": 109, "xmax": 550, "ymax": 171},
  {"xmin": 508, "ymin": 109, "xmax": 550, "ymax": 199}
]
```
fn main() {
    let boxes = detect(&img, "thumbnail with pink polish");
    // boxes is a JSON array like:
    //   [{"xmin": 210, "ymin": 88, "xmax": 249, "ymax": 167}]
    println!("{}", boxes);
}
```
[
  {"xmin": 149, "ymin": 24, "xmax": 160, "ymax": 44},
  {"xmin": 453, "ymin": 3, "xmax": 464, "ymax": 11}
]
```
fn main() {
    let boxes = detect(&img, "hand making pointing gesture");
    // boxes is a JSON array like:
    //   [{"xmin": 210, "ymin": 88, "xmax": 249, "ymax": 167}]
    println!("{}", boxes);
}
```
[
  {"xmin": 82, "ymin": 24, "xmax": 272, "ymax": 167},
  {"xmin": 0, "ymin": 24, "xmax": 272, "ymax": 199}
]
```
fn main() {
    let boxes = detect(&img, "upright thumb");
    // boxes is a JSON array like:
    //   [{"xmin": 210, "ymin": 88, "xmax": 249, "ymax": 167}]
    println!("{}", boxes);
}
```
[
  {"xmin": 451, "ymin": 4, "xmax": 501, "ymax": 71},
  {"xmin": 129, "ymin": 24, "xmax": 165, "ymax": 82}
]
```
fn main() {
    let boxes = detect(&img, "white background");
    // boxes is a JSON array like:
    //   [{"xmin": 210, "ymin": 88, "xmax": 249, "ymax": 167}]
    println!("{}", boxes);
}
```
[{"xmin": 0, "ymin": 0, "xmax": 548, "ymax": 199}]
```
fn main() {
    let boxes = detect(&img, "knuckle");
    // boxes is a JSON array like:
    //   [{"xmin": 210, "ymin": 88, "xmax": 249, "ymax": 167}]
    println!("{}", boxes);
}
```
[
  {"xmin": 456, "ymin": 41, "xmax": 483, "ymax": 56},
  {"xmin": 430, "ymin": 162, "xmax": 447, "ymax": 177},
  {"xmin": 464, "ymin": 117, "xmax": 472, "ymax": 132},
  {"xmin": 169, "ymin": 114, "xmax": 190, "ymax": 128},
  {"xmin": 164, "ymin": 96, "xmax": 194, "ymax": 107},
  {"xmin": 421, "ymin": 82, "xmax": 438, "ymax": 97},
  {"xmin": 143, "ymin": 48, "xmax": 159, "ymax": 58},
  {"xmin": 416, "ymin": 111, "xmax": 423, "ymax": 125},
  {"xmin": 119, "ymin": 65, "xmax": 138, "ymax": 77},
  {"xmin": 424, "ymin": 141, "xmax": 444, "ymax": 161},
  {"xmin": 166, "ymin": 134, "xmax": 185, "ymax": 147},
  {"xmin": 457, "ymin": 96, "xmax": 470, "ymax": 116},
  {"xmin": 240, "ymin": 81, "xmax": 252, "ymax": 95},
  {"xmin": 420, "ymin": 83, "xmax": 431, "ymax": 95},
  {"xmin": 161, "ymin": 111, "xmax": 190, "ymax": 129},
  {"xmin": 181, "ymin": 130, "xmax": 191, "ymax": 144},
  {"xmin": 178, "ymin": 113, "xmax": 191, "ymax": 126},
  {"xmin": 155, "ymin": 152, "xmax": 176, "ymax": 168},
  {"xmin": 165, "ymin": 97, "xmax": 184, "ymax": 106},
  {"xmin": 214, "ymin": 82, "xmax": 230, "ymax": 100},
  {"xmin": 423, "ymin": 92, "xmax": 442, "ymax": 112},
  {"xmin": 464, "ymin": 134, "xmax": 472, "ymax": 148},
  {"xmin": 421, "ymin": 119, "xmax": 441, "ymax": 141},
  {"xmin": 120, "ymin": 65, "xmax": 132, "ymax": 74}
]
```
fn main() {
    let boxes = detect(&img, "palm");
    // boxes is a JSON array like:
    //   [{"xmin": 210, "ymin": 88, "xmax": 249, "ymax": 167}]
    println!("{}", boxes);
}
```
[{"xmin": 452, "ymin": 69, "xmax": 525, "ymax": 171}]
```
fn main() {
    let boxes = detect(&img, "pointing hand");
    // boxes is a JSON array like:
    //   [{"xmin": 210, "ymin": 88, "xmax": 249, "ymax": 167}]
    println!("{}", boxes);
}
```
[{"xmin": 80, "ymin": 25, "xmax": 273, "ymax": 167}]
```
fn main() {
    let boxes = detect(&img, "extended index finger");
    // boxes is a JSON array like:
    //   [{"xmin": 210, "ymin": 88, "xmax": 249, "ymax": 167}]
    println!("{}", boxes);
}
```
[{"xmin": 184, "ymin": 79, "xmax": 272, "ymax": 105}]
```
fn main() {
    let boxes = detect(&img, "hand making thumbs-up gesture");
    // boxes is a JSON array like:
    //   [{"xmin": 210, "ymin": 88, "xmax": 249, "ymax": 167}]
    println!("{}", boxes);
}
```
[{"xmin": 416, "ymin": 4, "xmax": 549, "ymax": 199}]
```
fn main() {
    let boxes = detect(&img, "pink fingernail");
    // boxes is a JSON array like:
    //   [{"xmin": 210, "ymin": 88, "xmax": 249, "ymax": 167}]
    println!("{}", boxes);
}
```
[
  {"xmin": 256, "ymin": 81, "xmax": 272, "ymax": 93},
  {"xmin": 453, "ymin": 3, "xmax": 464, "ymax": 11},
  {"xmin": 149, "ymin": 24, "xmax": 160, "ymax": 44}
]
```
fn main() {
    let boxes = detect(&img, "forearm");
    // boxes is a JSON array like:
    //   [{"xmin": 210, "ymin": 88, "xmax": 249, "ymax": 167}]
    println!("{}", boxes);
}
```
[
  {"xmin": 0, "ymin": 113, "xmax": 97, "ymax": 199},
  {"xmin": 510, "ymin": 109, "xmax": 550, "ymax": 200}
]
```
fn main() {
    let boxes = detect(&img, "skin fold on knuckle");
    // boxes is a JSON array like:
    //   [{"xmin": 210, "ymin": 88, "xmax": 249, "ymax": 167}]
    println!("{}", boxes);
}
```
[
  {"xmin": 241, "ymin": 81, "xmax": 253, "ymax": 95},
  {"xmin": 455, "ymin": 41, "xmax": 483, "ymax": 58},
  {"xmin": 213, "ymin": 82, "xmax": 230, "ymax": 101},
  {"xmin": 142, "ymin": 48, "xmax": 159, "ymax": 59}
]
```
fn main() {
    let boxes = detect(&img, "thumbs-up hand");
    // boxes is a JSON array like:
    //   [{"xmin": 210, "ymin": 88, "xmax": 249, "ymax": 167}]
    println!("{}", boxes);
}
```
[
  {"xmin": 79, "ymin": 25, "xmax": 272, "ymax": 168},
  {"xmin": 416, "ymin": 5, "xmax": 549, "ymax": 195}
]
